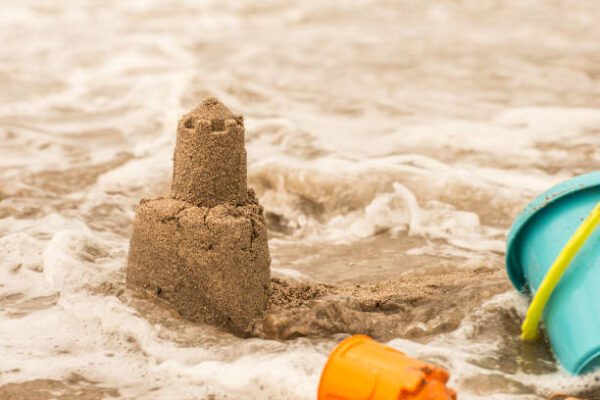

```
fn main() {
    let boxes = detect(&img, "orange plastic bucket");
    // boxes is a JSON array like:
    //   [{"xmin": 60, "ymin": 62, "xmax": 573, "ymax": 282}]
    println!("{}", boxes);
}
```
[{"xmin": 318, "ymin": 335, "xmax": 456, "ymax": 400}]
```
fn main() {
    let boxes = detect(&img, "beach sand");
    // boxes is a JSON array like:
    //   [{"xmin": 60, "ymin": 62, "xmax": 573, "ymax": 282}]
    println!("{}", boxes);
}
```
[{"xmin": 259, "ymin": 268, "xmax": 509, "ymax": 341}]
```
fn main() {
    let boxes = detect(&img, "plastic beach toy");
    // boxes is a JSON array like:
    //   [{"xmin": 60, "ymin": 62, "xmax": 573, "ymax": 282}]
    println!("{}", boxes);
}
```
[
  {"xmin": 318, "ymin": 335, "xmax": 456, "ymax": 400},
  {"xmin": 506, "ymin": 171, "xmax": 600, "ymax": 374},
  {"xmin": 521, "ymin": 201, "xmax": 600, "ymax": 341}
]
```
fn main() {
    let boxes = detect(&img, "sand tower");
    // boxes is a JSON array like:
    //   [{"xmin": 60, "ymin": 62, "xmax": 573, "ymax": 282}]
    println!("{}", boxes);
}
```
[{"xmin": 127, "ymin": 97, "xmax": 271, "ymax": 336}]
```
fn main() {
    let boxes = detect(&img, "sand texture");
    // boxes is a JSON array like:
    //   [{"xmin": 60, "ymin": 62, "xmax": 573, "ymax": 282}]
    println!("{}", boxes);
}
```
[
  {"xmin": 127, "ymin": 98, "xmax": 270, "ymax": 336},
  {"xmin": 254, "ymin": 268, "xmax": 511, "ymax": 341},
  {"xmin": 171, "ymin": 97, "xmax": 247, "ymax": 207}
]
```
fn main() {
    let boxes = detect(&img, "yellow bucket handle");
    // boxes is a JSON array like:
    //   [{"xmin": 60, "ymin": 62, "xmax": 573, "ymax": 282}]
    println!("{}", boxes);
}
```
[{"xmin": 521, "ymin": 202, "xmax": 600, "ymax": 341}]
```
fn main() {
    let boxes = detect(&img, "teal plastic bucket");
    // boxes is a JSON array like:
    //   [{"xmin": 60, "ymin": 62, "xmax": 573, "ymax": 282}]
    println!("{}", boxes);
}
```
[{"xmin": 506, "ymin": 171, "xmax": 600, "ymax": 374}]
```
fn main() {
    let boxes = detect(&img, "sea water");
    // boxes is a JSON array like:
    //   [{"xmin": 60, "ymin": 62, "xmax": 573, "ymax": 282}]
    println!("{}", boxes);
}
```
[{"xmin": 1, "ymin": 0, "xmax": 600, "ymax": 398}]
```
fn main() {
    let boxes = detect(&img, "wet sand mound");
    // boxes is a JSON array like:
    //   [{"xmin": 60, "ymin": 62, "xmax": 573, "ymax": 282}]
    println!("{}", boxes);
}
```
[{"xmin": 254, "ymin": 268, "xmax": 511, "ymax": 341}]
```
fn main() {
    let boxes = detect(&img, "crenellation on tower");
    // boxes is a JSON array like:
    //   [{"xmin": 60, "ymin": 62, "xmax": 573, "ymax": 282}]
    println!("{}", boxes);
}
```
[{"xmin": 171, "ymin": 97, "xmax": 248, "ymax": 207}]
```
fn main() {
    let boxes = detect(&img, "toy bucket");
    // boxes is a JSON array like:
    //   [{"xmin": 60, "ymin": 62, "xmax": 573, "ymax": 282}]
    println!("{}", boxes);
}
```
[
  {"xmin": 506, "ymin": 172, "xmax": 600, "ymax": 374},
  {"xmin": 317, "ymin": 335, "xmax": 456, "ymax": 400}
]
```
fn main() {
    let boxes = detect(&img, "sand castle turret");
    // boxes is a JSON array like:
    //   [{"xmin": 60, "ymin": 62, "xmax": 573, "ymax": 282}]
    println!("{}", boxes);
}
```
[
  {"xmin": 171, "ymin": 97, "xmax": 248, "ymax": 207},
  {"xmin": 127, "ymin": 97, "xmax": 271, "ymax": 336}
]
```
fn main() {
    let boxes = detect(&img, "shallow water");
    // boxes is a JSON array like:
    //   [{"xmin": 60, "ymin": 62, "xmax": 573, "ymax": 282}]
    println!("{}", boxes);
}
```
[{"xmin": 1, "ymin": 0, "xmax": 600, "ymax": 399}]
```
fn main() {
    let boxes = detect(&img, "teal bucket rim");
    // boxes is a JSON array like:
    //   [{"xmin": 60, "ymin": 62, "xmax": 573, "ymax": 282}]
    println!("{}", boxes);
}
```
[{"xmin": 506, "ymin": 171, "xmax": 600, "ymax": 292}]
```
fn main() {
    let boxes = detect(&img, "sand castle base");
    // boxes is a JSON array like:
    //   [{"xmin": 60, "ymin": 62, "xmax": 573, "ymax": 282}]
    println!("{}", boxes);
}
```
[{"xmin": 127, "ymin": 192, "xmax": 270, "ymax": 336}]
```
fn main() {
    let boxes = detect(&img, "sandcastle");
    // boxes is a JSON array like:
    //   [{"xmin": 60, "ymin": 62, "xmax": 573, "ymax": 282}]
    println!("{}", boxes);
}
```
[{"xmin": 127, "ymin": 97, "xmax": 271, "ymax": 336}]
